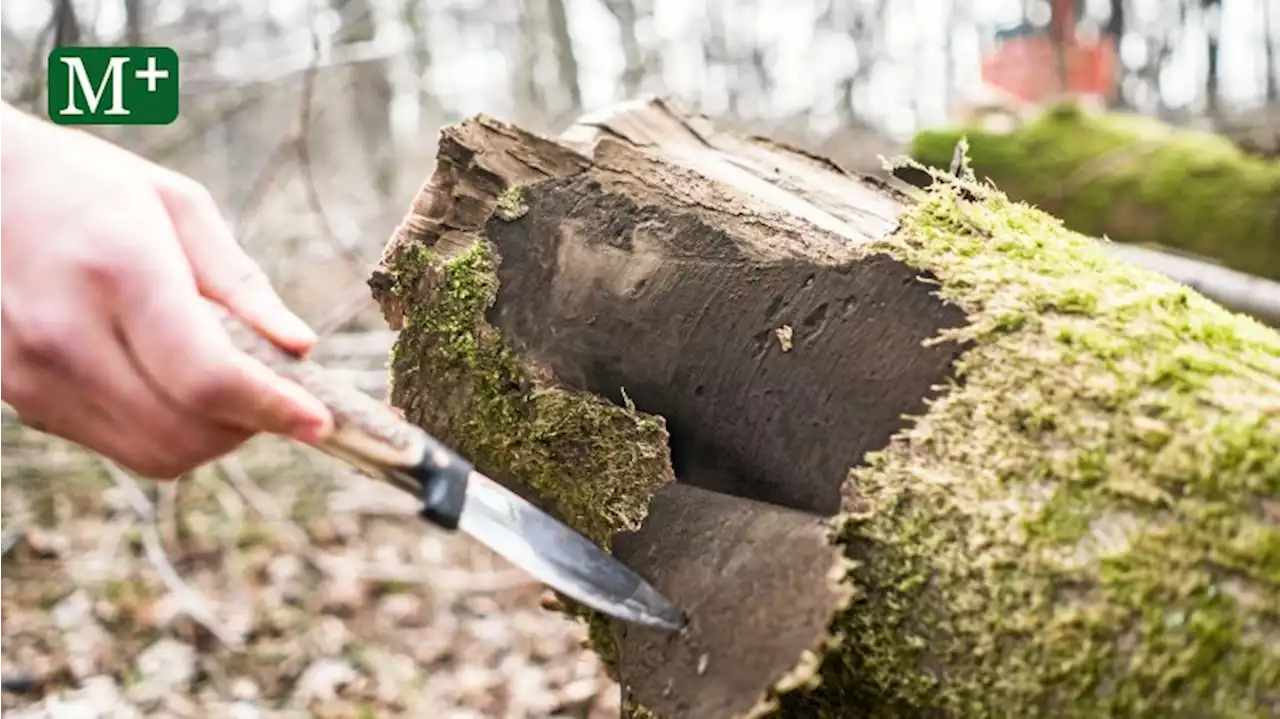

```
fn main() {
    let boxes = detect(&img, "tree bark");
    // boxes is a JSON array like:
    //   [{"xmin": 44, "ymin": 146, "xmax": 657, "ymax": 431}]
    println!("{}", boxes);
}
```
[
  {"xmin": 909, "ymin": 103, "xmax": 1280, "ymax": 282},
  {"xmin": 368, "ymin": 96, "xmax": 1280, "ymax": 718}
]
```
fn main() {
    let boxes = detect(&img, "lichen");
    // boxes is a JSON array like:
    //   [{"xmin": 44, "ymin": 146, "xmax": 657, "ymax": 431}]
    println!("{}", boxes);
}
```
[
  {"xmin": 775, "ymin": 325, "xmax": 794, "ymax": 352},
  {"xmin": 776, "ymin": 163, "xmax": 1280, "ymax": 717},
  {"xmin": 909, "ymin": 102, "xmax": 1280, "ymax": 281},
  {"xmin": 495, "ymin": 186, "xmax": 530, "ymax": 221}
]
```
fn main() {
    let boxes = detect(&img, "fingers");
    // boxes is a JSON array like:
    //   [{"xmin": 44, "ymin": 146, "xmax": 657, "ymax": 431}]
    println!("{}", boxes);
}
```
[
  {"xmin": 114, "ymin": 171, "xmax": 334, "ymax": 445},
  {"xmin": 113, "ymin": 261, "xmax": 334, "ymax": 445},
  {"xmin": 30, "ymin": 362, "xmax": 250, "ymax": 481},
  {"xmin": 1, "ymin": 309, "xmax": 250, "ymax": 479},
  {"xmin": 150, "ymin": 168, "xmax": 318, "ymax": 356},
  {"xmin": 1, "ymin": 119, "xmax": 333, "ymax": 482}
]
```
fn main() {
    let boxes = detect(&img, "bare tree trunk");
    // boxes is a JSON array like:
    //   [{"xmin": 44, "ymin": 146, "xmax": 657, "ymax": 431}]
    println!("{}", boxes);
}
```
[
  {"xmin": 514, "ymin": 0, "xmax": 546, "ymax": 124},
  {"xmin": 704, "ymin": 0, "xmax": 738, "ymax": 114},
  {"xmin": 1106, "ymin": 0, "xmax": 1132, "ymax": 108},
  {"xmin": 943, "ymin": 0, "xmax": 956, "ymax": 117},
  {"xmin": 402, "ymin": 0, "xmax": 443, "ymax": 132},
  {"xmin": 841, "ymin": 0, "xmax": 885, "ymax": 124},
  {"xmin": 52, "ymin": 0, "xmax": 80, "ymax": 48},
  {"xmin": 1049, "ymin": 0, "xmax": 1075, "ymax": 94},
  {"xmin": 603, "ymin": 0, "xmax": 644, "ymax": 98},
  {"xmin": 1203, "ymin": 0, "xmax": 1222, "ymax": 116},
  {"xmin": 546, "ymin": 0, "xmax": 582, "ymax": 114},
  {"xmin": 330, "ymin": 0, "xmax": 395, "ymax": 199},
  {"xmin": 1105, "ymin": 0, "xmax": 1126, "ymax": 37},
  {"xmin": 1265, "ymin": 0, "xmax": 1278, "ymax": 101},
  {"xmin": 123, "ymin": 0, "xmax": 144, "ymax": 46}
]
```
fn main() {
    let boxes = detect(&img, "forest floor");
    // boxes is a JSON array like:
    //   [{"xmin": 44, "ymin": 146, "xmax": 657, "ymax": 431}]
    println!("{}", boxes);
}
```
[{"xmin": 1, "ymin": 418, "xmax": 620, "ymax": 719}]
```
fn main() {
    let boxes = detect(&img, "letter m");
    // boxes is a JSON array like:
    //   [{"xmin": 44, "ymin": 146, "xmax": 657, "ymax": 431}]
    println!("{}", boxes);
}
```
[{"xmin": 59, "ymin": 56, "xmax": 130, "ymax": 116}]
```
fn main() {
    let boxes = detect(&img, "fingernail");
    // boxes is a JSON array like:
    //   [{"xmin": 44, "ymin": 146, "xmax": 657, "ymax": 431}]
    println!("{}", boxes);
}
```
[
  {"xmin": 251, "ymin": 291, "xmax": 318, "ymax": 349},
  {"xmin": 277, "ymin": 308, "xmax": 319, "ymax": 348},
  {"xmin": 277, "ymin": 382, "xmax": 334, "ymax": 444},
  {"xmin": 290, "ymin": 414, "xmax": 331, "ymax": 445}
]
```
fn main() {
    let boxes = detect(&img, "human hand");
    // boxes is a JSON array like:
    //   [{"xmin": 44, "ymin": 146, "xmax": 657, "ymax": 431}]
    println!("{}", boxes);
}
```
[{"xmin": 0, "ymin": 102, "xmax": 334, "ymax": 479}]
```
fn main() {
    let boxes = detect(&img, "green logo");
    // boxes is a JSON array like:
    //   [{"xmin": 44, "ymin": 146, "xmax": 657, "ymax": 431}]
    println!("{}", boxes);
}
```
[{"xmin": 47, "ymin": 46, "xmax": 179, "ymax": 125}]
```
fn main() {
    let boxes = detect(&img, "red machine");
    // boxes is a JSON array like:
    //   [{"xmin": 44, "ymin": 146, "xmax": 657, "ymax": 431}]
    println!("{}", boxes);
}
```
[{"xmin": 979, "ymin": 0, "xmax": 1118, "ymax": 105}]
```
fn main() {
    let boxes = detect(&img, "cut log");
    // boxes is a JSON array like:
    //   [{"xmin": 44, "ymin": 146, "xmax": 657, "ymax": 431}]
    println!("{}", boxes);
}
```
[
  {"xmin": 1213, "ymin": 102, "xmax": 1280, "ymax": 160},
  {"xmin": 908, "ymin": 103, "xmax": 1280, "ymax": 282},
  {"xmin": 368, "ymin": 96, "xmax": 1280, "ymax": 718}
]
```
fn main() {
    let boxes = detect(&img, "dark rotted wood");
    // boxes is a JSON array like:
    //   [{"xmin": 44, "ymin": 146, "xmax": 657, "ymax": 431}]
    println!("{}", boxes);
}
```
[{"xmin": 370, "ymin": 97, "xmax": 972, "ymax": 718}]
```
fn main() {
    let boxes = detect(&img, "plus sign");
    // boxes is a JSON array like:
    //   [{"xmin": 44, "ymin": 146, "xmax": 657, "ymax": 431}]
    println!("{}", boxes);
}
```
[{"xmin": 134, "ymin": 55, "xmax": 169, "ymax": 93}]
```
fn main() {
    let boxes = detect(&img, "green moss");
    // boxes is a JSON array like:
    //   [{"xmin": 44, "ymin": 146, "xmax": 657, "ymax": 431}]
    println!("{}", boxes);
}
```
[
  {"xmin": 909, "ymin": 103, "xmax": 1280, "ymax": 281},
  {"xmin": 623, "ymin": 701, "xmax": 664, "ymax": 719},
  {"xmin": 779, "ymin": 164, "xmax": 1280, "ymax": 717},
  {"xmin": 382, "ymin": 230, "xmax": 672, "ymax": 676},
  {"xmin": 387, "ymin": 236, "xmax": 671, "ymax": 546},
  {"xmin": 381, "ymin": 137, "xmax": 1278, "ymax": 718},
  {"xmin": 586, "ymin": 611, "xmax": 622, "ymax": 679}
]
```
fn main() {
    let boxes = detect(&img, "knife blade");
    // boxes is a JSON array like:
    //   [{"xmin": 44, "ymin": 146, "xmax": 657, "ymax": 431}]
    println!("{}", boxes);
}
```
[{"xmin": 214, "ymin": 303, "xmax": 685, "ymax": 632}]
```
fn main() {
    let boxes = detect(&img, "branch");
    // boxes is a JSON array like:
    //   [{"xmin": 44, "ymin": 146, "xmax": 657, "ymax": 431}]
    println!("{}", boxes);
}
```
[
  {"xmin": 295, "ymin": 18, "xmax": 373, "ymax": 271},
  {"xmin": 97, "ymin": 458, "xmax": 244, "ymax": 649}
]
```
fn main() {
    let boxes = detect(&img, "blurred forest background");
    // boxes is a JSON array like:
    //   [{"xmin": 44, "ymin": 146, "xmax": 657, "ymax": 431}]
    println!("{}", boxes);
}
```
[{"xmin": 2, "ymin": 0, "xmax": 1278, "ymax": 717}]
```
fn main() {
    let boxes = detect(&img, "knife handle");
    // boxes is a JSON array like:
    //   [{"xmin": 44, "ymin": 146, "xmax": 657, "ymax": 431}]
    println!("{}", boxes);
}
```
[{"xmin": 212, "ymin": 302, "xmax": 470, "ymax": 529}]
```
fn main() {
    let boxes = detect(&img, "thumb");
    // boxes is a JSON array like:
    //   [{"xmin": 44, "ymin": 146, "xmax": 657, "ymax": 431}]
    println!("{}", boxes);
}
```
[{"xmin": 152, "ymin": 169, "xmax": 318, "ymax": 354}]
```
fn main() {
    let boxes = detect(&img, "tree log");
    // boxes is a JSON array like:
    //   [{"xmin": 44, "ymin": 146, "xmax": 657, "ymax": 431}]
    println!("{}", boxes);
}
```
[
  {"xmin": 908, "ymin": 103, "xmax": 1280, "ymax": 282},
  {"xmin": 1213, "ymin": 102, "xmax": 1280, "ymax": 160},
  {"xmin": 368, "ymin": 97, "xmax": 1280, "ymax": 718}
]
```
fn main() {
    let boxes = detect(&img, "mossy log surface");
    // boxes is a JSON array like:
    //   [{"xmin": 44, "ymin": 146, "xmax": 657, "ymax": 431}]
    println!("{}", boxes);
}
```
[
  {"xmin": 368, "ymin": 97, "xmax": 1280, "ymax": 718},
  {"xmin": 909, "ymin": 104, "xmax": 1280, "ymax": 282}
]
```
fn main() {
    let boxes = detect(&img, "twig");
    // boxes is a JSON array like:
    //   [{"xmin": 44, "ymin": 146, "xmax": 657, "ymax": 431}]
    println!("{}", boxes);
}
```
[
  {"xmin": 216, "ymin": 455, "xmax": 291, "ymax": 526},
  {"xmin": 179, "ymin": 37, "xmax": 427, "ymax": 95},
  {"xmin": 296, "ymin": 17, "xmax": 371, "ymax": 272},
  {"xmin": 191, "ymin": 465, "xmax": 258, "ymax": 613},
  {"xmin": 88, "ymin": 518, "xmax": 132, "ymax": 577},
  {"xmin": 97, "ymin": 458, "xmax": 244, "ymax": 649},
  {"xmin": 214, "ymin": 455, "xmax": 335, "ymax": 577},
  {"xmin": 348, "ymin": 563, "xmax": 537, "ymax": 593},
  {"xmin": 232, "ymin": 133, "xmax": 298, "ymax": 231},
  {"xmin": 1, "ymin": 522, "xmax": 25, "ymax": 558},
  {"xmin": 313, "ymin": 283, "xmax": 384, "ymax": 337},
  {"xmin": 157, "ymin": 480, "xmax": 180, "ymax": 552}
]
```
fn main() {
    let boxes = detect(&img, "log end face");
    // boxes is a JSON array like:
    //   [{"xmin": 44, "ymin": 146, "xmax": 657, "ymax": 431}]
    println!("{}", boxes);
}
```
[
  {"xmin": 482, "ymin": 171, "xmax": 972, "ymax": 520},
  {"xmin": 471, "ymin": 131, "xmax": 976, "ymax": 719},
  {"xmin": 610, "ymin": 485, "xmax": 854, "ymax": 719}
]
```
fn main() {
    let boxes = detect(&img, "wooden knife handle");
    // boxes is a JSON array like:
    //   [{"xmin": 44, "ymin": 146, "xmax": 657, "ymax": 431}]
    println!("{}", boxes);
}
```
[{"xmin": 212, "ymin": 303, "xmax": 429, "ymax": 474}]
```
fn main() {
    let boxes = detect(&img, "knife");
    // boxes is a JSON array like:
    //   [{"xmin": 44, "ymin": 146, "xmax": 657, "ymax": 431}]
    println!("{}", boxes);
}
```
[{"xmin": 214, "ymin": 304, "xmax": 685, "ymax": 632}]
